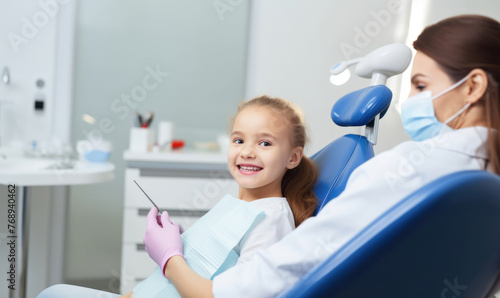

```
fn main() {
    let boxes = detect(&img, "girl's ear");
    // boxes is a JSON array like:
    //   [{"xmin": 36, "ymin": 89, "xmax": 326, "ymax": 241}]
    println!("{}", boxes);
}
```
[{"xmin": 287, "ymin": 147, "xmax": 303, "ymax": 169}]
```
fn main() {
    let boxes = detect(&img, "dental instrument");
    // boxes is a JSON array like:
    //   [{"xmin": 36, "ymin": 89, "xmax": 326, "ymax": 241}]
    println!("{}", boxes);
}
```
[
  {"xmin": 135, "ymin": 111, "xmax": 154, "ymax": 128},
  {"xmin": 134, "ymin": 180, "xmax": 163, "ymax": 213},
  {"xmin": 142, "ymin": 112, "xmax": 154, "ymax": 128}
]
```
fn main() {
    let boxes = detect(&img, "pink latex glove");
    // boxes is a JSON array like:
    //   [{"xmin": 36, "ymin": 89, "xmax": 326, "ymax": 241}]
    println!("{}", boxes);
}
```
[{"xmin": 143, "ymin": 207, "xmax": 184, "ymax": 276}]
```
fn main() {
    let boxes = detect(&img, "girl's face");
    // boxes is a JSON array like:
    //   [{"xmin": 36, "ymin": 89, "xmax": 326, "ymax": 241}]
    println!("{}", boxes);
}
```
[
  {"xmin": 408, "ymin": 51, "xmax": 469, "ymax": 124},
  {"xmin": 228, "ymin": 106, "xmax": 302, "ymax": 200}
]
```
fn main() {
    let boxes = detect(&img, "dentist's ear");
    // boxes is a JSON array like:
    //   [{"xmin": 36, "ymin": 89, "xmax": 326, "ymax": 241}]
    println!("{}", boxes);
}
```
[
  {"xmin": 464, "ymin": 68, "xmax": 489, "ymax": 104},
  {"xmin": 287, "ymin": 147, "xmax": 303, "ymax": 169}
]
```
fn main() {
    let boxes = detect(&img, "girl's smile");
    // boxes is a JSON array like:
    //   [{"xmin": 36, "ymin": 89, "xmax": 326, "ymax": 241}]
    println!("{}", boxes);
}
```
[{"xmin": 237, "ymin": 163, "xmax": 263, "ymax": 175}]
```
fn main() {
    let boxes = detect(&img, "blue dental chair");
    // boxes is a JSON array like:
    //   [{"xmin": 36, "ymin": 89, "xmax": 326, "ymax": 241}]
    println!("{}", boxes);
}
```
[
  {"xmin": 310, "ymin": 85, "xmax": 392, "ymax": 213},
  {"xmin": 281, "ymin": 170, "xmax": 500, "ymax": 298}
]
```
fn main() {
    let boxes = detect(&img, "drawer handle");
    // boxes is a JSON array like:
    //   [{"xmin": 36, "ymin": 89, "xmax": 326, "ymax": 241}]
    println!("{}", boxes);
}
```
[
  {"xmin": 138, "ymin": 209, "xmax": 208, "ymax": 217},
  {"xmin": 136, "ymin": 243, "xmax": 145, "ymax": 251}
]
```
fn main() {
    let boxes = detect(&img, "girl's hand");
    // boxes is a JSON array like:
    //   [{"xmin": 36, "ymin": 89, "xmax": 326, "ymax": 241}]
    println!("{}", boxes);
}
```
[{"xmin": 143, "ymin": 207, "xmax": 184, "ymax": 276}]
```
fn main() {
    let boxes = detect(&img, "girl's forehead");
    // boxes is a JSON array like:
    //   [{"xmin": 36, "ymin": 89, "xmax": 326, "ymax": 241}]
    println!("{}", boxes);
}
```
[
  {"xmin": 233, "ymin": 106, "xmax": 290, "ymax": 134},
  {"xmin": 240, "ymin": 105, "xmax": 285, "ymax": 119},
  {"xmin": 239, "ymin": 105, "xmax": 284, "ymax": 117}
]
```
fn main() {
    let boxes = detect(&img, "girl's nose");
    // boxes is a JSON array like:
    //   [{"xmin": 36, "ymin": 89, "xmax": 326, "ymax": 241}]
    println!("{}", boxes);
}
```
[{"xmin": 240, "ymin": 146, "xmax": 256, "ymax": 159}]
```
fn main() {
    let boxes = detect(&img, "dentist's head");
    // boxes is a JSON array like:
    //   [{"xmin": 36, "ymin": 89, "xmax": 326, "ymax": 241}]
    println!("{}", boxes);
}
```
[{"xmin": 407, "ymin": 14, "xmax": 500, "ymax": 174}]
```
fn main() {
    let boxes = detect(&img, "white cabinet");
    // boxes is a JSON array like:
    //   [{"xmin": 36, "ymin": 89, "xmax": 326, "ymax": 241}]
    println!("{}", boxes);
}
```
[{"xmin": 120, "ymin": 151, "xmax": 239, "ymax": 293}]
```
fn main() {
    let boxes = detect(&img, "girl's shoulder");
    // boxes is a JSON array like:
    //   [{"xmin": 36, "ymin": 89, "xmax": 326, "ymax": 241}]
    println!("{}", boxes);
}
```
[
  {"xmin": 248, "ymin": 197, "xmax": 290, "ymax": 211},
  {"xmin": 249, "ymin": 197, "xmax": 295, "ymax": 229}
]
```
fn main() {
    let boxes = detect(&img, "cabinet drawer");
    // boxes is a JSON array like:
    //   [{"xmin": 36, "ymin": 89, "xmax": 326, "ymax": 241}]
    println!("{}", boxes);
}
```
[
  {"xmin": 121, "ymin": 243, "xmax": 158, "ymax": 293},
  {"xmin": 125, "ymin": 169, "xmax": 239, "ymax": 209},
  {"xmin": 122, "ymin": 208, "xmax": 203, "ymax": 244}
]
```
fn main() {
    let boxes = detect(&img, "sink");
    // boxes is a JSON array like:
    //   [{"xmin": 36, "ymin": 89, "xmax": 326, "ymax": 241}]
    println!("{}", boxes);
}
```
[
  {"xmin": 0, "ymin": 159, "xmax": 53, "ymax": 172},
  {"xmin": 0, "ymin": 155, "xmax": 114, "ymax": 186}
]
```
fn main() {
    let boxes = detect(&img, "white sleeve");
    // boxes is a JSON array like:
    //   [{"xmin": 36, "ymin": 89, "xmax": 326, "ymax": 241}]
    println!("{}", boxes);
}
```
[{"xmin": 236, "ymin": 206, "xmax": 295, "ymax": 265}]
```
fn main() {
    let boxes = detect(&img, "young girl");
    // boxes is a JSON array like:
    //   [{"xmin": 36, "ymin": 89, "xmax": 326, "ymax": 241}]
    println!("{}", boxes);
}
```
[
  {"xmin": 37, "ymin": 95, "xmax": 317, "ymax": 298},
  {"xmin": 227, "ymin": 95, "xmax": 318, "ymax": 227}
]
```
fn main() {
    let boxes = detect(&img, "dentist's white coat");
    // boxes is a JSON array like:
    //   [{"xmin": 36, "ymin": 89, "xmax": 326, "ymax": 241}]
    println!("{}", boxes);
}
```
[{"xmin": 213, "ymin": 126, "xmax": 491, "ymax": 298}]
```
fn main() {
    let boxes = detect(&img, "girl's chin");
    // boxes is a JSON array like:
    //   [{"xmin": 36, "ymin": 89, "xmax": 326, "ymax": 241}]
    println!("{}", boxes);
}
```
[{"xmin": 234, "ymin": 178, "xmax": 264, "ymax": 190}]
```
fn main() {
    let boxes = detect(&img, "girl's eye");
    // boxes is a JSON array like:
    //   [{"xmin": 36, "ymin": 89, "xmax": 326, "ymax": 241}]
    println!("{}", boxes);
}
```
[
  {"xmin": 233, "ymin": 139, "xmax": 243, "ymax": 144},
  {"xmin": 259, "ymin": 141, "xmax": 272, "ymax": 147}
]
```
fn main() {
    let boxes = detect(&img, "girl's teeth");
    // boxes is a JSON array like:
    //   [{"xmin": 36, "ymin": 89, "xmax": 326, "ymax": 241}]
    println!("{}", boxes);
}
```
[{"xmin": 240, "ymin": 166, "xmax": 262, "ymax": 172}]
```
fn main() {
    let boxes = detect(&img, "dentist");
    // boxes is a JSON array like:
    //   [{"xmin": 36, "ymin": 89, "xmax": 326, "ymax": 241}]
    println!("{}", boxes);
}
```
[{"xmin": 38, "ymin": 14, "xmax": 500, "ymax": 298}]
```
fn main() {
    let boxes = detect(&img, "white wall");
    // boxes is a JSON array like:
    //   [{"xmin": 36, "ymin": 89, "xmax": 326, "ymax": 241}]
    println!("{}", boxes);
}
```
[
  {"xmin": 244, "ymin": 0, "xmax": 413, "ymax": 156},
  {"xmin": 424, "ymin": 0, "xmax": 500, "ymax": 24}
]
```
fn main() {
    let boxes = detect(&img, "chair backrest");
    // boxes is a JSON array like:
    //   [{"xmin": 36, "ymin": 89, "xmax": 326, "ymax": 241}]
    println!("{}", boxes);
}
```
[
  {"xmin": 280, "ymin": 170, "xmax": 500, "ymax": 298},
  {"xmin": 311, "ymin": 84, "xmax": 392, "ymax": 214},
  {"xmin": 311, "ymin": 134, "xmax": 373, "ymax": 214}
]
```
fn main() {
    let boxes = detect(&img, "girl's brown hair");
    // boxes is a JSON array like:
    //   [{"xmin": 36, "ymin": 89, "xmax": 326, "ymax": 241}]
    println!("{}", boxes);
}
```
[
  {"xmin": 413, "ymin": 15, "xmax": 500, "ymax": 174},
  {"xmin": 234, "ymin": 95, "xmax": 318, "ymax": 227}
]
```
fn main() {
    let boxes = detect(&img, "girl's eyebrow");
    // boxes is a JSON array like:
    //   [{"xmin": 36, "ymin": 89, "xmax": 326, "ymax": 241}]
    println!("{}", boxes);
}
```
[
  {"xmin": 230, "ymin": 131, "xmax": 278, "ymax": 140},
  {"xmin": 231, "ymin": 131, "xmax": 244, "ymax": 137},
  {"xmin": 256, "ymin": 132, "xmax": 278, "ymax": 140}
]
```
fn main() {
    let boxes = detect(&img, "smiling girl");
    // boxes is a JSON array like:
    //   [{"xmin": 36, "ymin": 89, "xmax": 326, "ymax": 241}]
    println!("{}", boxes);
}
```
[{"xmin": 228, "ymin": 96, "xmax": 318, "ymax": 226}]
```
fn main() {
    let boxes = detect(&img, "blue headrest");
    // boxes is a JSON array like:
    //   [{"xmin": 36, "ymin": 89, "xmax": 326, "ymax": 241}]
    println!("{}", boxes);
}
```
[{"xmin": 331, "ymin": 85, "xmax": 392, "ymax": 127}]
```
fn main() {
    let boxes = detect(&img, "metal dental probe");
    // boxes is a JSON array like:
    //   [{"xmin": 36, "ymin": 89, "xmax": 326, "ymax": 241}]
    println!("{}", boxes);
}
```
[{"xmin": 133, "ymin": 179, "xmax": 163, "ymax": 213}]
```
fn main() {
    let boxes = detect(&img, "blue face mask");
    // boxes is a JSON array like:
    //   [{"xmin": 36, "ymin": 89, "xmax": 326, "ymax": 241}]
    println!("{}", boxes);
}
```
[{"xmin": 401, "ymin": 74, "xmax": 471, "ymax": 141}]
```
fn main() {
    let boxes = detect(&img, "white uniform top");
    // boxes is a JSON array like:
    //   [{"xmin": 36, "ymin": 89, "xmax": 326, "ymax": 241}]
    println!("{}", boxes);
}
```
[
  {"xmin": 235, "ymin": 197, "xmax": 295, "ymax": 265},
  {"xmin": 213, "ymin": 126, "xmax": 491, "ymax": 298}
]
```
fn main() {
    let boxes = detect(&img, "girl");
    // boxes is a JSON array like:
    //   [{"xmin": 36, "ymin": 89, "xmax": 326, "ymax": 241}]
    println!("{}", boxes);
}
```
[
  {"xmin": 227, "ymin": 95, "xmax": 318, "ymax": 227},
  {"xmin": 38, "ymin": 95, "xmax": 318, "ymax": 297}
]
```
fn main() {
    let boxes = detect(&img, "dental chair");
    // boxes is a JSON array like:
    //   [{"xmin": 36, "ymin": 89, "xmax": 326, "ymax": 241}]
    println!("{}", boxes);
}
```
[
  {"xmin": 311, "ymin": 43, "xmax": 410, "ymax": 213},
  {"xmin": 280, "ymin": 44, "xmax": 500, "ymax": 297},
  {"xmin": 310, "ymin": 84, "xmax": 391, "ymax": 213},
  {"xmin": 281, "ymin": 170, "xmax": 500, "ymax": 298}
]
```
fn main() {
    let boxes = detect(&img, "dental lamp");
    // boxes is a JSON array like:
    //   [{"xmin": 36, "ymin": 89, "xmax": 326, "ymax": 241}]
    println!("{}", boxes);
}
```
[
  {"xmin": 329, "ymin": 43, "xmax": 412, "ymax": 144},
  {"xmin": 330, "ymin": 43, "xmax": 412, "ymax": 86}
]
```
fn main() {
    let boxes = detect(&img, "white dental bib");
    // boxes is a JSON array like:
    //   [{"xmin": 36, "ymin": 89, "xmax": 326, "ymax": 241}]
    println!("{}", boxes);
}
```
[{"xmin": 133, "ymin": 194, "xmax": 265, "ymax": 297}]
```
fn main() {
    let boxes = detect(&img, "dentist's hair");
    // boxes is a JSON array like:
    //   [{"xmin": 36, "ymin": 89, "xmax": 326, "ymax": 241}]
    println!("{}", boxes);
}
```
[
  {"xmin": 234, "ymin": 95, "xmax": 318, "ymax": 227},
  {"xmin": 413, "ymin": 14, "xmax": 500, "ymax": 175}
]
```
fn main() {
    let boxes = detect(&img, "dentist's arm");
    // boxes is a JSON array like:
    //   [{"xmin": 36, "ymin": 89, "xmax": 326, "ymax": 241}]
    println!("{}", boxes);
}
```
[
  {"xmin": 164, "ymin": 256, "xmax": 213, "ymax": 298},
  {"xmin": 143, "ymin": 208, "xmax": 214, "ymax": 298}
]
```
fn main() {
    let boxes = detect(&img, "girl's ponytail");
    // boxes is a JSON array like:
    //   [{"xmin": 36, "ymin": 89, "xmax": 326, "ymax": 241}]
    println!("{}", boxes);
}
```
[{"xmin": 282, "ymin": 156, "xmax": 318, "ymax": 227}]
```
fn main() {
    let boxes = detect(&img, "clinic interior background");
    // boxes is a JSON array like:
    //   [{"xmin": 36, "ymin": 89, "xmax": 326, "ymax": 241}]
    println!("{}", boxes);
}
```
[{"xmin": 1, "ymin": 0, "xmax": 500, "ymax": 295}]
